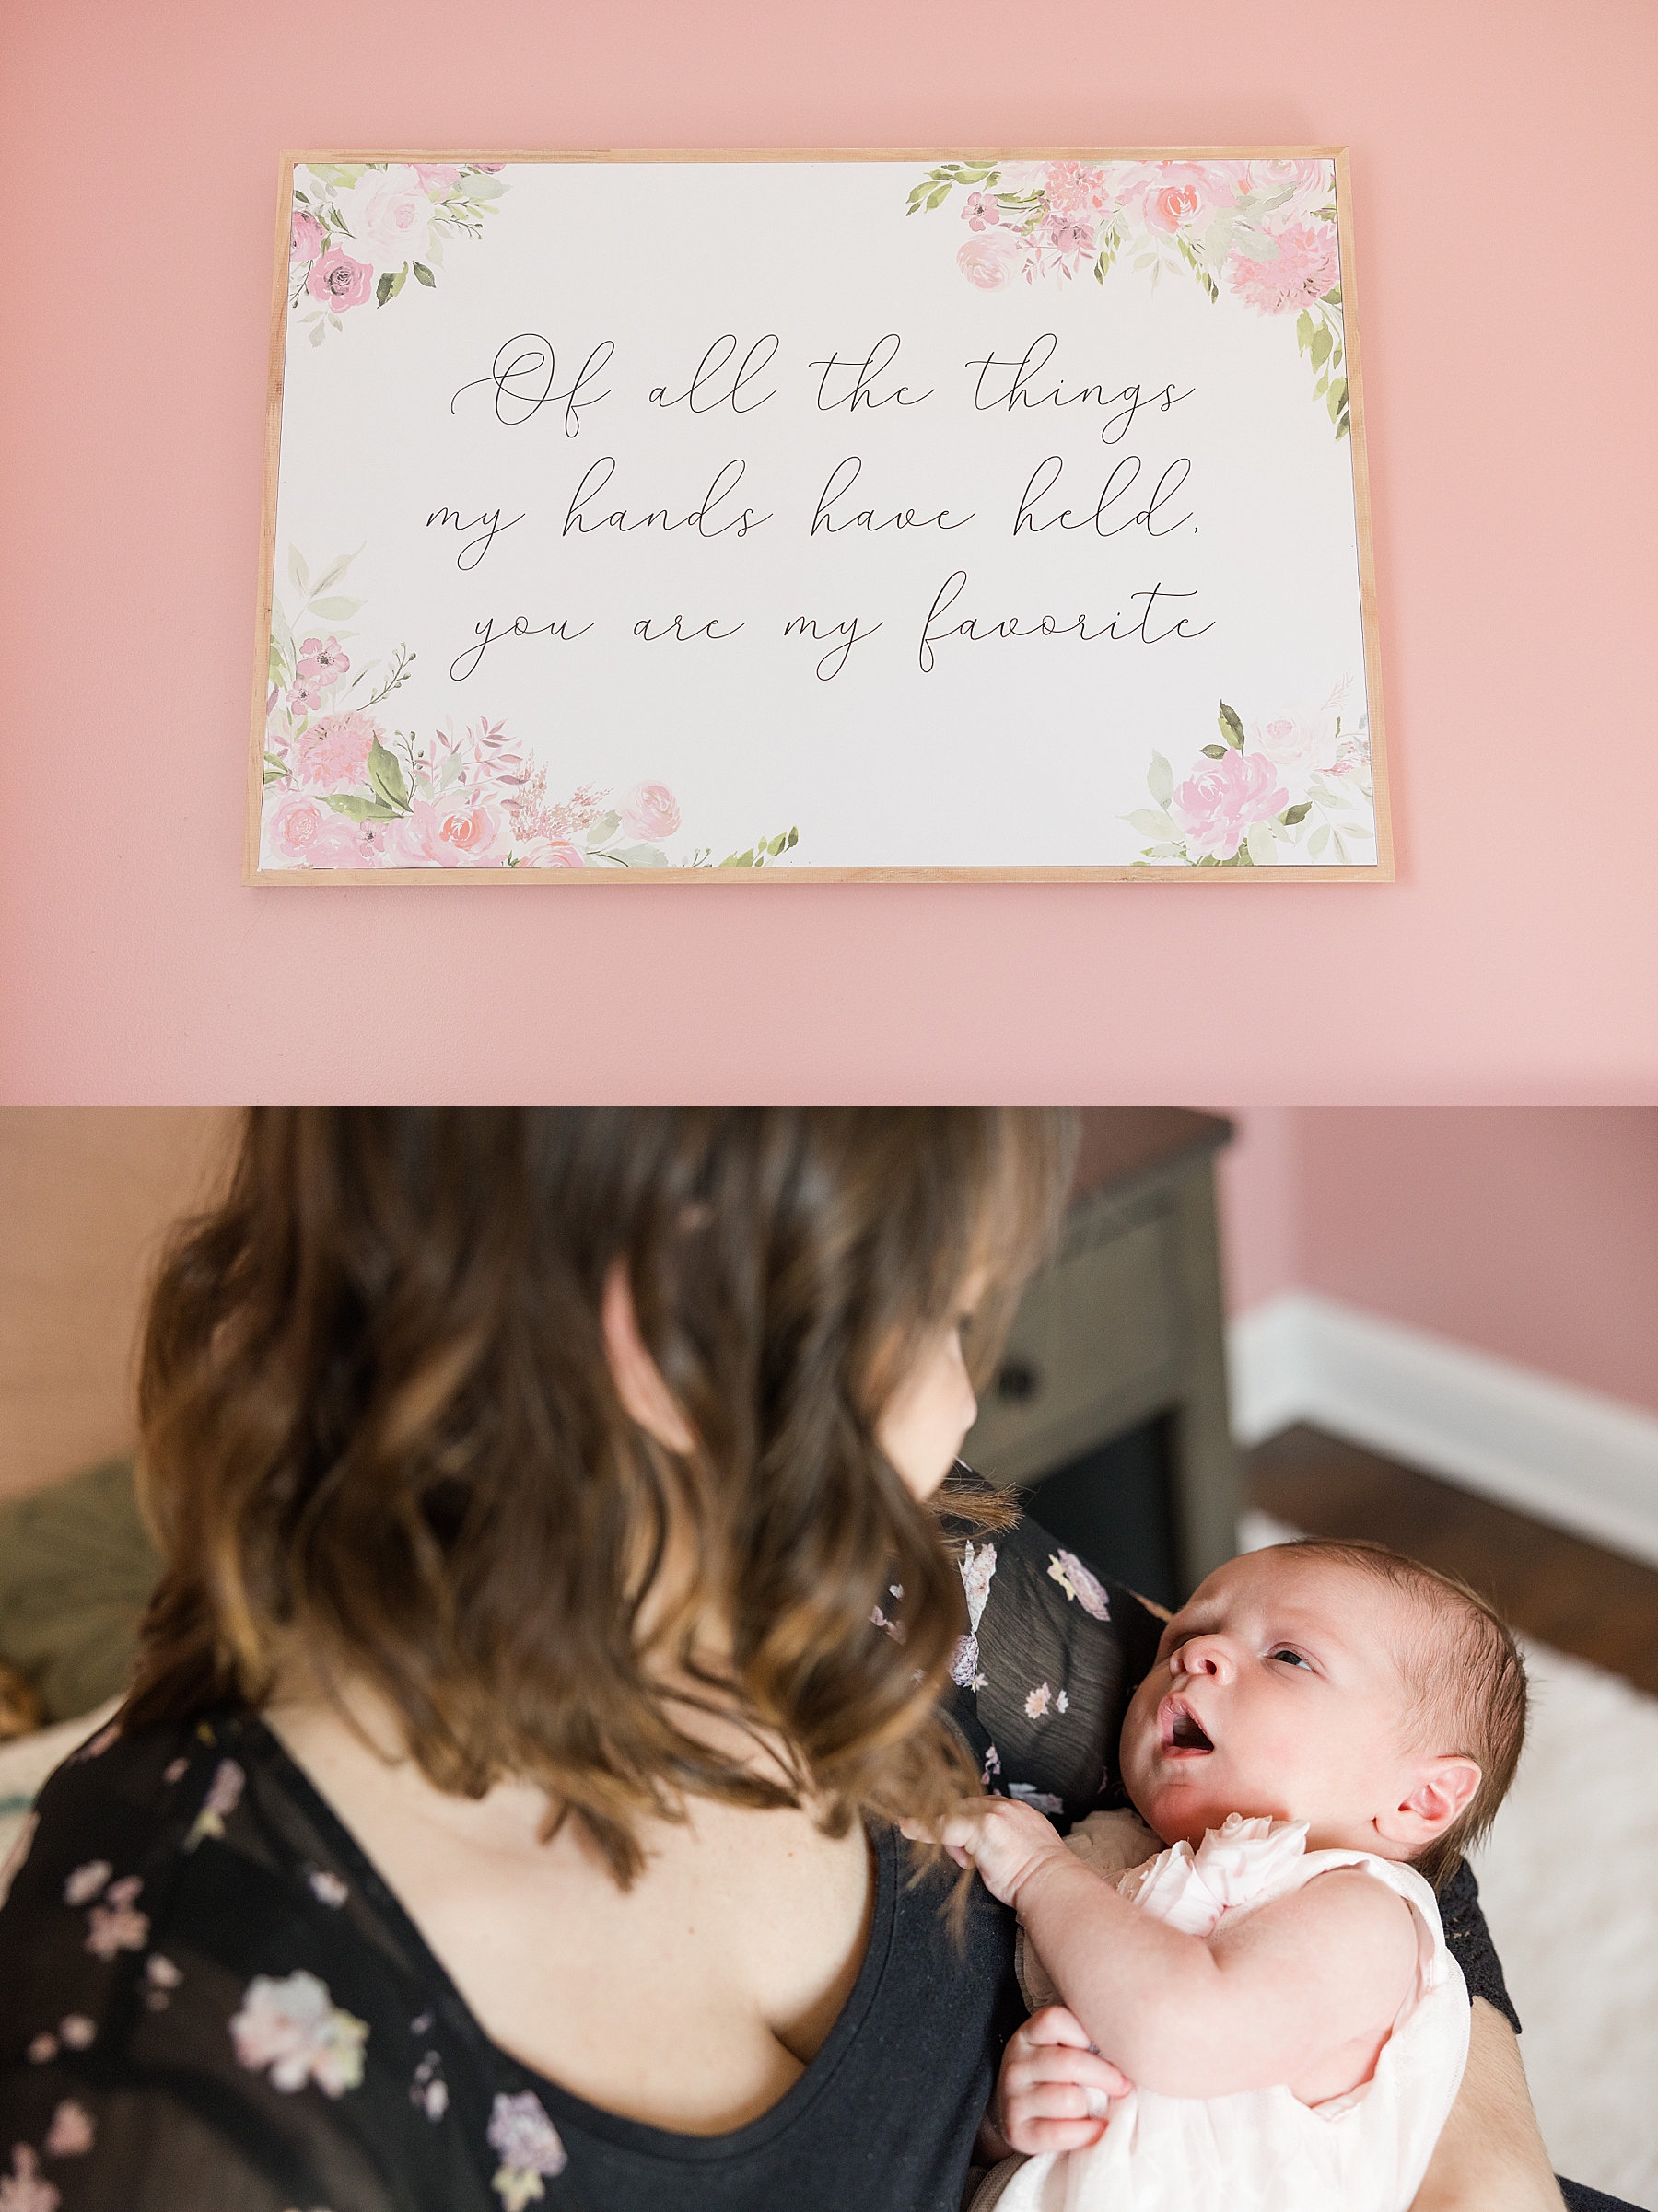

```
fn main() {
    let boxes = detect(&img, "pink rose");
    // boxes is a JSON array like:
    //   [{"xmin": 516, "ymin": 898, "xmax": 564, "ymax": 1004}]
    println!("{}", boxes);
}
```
[
  {"xmin": 520, "ymin": 839, "xmax": 585, "ymax": 867},
  {"xmin": 618, "ymin": 781, "xmax": 681, "ymax": 844},
  {"xmin": 1119, "ymin": 161, "xmax": 1237, "ymax": 235},
  {"xmin": 395, "ymin": 796, "xmax": 509, "ymax": 868},
  {"xmin": 1248, "ymin": 703, "xmax": 1338, "ymax": 774},
  {"xmin": 331, "ymin": 165, "xmax": 433, "ymax": 269},
  {"xmin": 1168, "ymin": 750, "xmax": 1290, "ymax": 861},
  {"xmin": 297, "ymin": 636, "xmax": 349, "ymax": 683},
  {"xmin": 294, "ymin": 710, "xmax": 377, "ymax": 793},
  {"xmin": 266, "ymin": 791, "xmax": 363, "ymax": 867},
  {"xmin": 290, "ymin": 209, "xmax": 324, "ymax": 263},
  {"xmin": 962, "ymin": 191, "xmax": 1001, "ymax": 231},
  {"xmin": 1227, "ymin": 219, "xmax": 1341, "ymax": 315},
  {"xmin": 1246, "ymin": 158, "xmax": 1330, "ymax": 228},
  {"xmin": 307, "ymin": 248, "xmax": 373, "ymax": 311},
  {"xmin": 957, "ymin": 230, "xmax": 1022, "ymax": 290}
]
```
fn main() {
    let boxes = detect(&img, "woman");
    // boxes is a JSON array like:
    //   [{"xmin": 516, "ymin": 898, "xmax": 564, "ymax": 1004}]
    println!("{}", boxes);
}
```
[{"xmin": 0, "ymin": 1110, "xmax": 1565, "ymax": 2210}]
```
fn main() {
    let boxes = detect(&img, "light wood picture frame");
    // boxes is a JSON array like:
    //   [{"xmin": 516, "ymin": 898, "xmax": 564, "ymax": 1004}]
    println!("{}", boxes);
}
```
[{"xmin": 249, "ymin": 148, "xmax": 1390, "ymax": 885}]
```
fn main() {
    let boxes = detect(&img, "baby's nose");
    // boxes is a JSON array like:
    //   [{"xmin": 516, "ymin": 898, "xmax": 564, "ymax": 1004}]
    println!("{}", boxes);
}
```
[{"xmin": 1173, "ymin": 1635, "xmax": 1233, "ymax": 1682}]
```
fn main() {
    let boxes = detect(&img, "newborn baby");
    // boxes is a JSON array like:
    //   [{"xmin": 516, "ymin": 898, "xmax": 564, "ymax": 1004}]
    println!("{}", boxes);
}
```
[{"xmin": 940, "ymin": 1539, "xmax": 1526, "ymax": 2212}]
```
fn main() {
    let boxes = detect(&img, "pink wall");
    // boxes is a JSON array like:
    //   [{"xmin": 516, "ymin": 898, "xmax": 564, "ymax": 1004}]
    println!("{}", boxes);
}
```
[
  {"xmin": 1217, "ymin": 1109, "xmax": 1658, "ymax": 1416},
  {"xmin": 1, "ymin": 0, "xmax": 1655, "ymax": 1104}
]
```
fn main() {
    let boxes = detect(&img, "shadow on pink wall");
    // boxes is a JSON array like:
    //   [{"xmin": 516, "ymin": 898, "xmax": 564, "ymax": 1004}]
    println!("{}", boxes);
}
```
[{"xmin": 1218, "ymin": 1108, "xmax": 1658, "ymax": 1416}]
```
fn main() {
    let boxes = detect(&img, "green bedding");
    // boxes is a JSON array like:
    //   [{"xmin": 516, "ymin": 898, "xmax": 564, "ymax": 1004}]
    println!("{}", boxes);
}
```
[{"xmin": 0, "ymin": 1458, "xmax": 158, "ymax": 1723}]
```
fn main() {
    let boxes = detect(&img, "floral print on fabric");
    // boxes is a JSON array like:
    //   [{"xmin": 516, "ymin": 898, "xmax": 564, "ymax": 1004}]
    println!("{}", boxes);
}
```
[
  {"xmin": 0, "ymin": 2145, "xmax": 59, "ymax": 2212},
  {"xmin": 288, "ymin": 162, "xmax": 509, "ymax": 346},
  {"xmin": 1046, "ymin": 1550, "xmax": 1111, "ymax": 1621},
  {"xmin": 229, "ymin": 1971, "xmax": 369, "ymax": 2098},
  {"xmin": 184, "ymin": 1759, "xmax": 245, "ymax": 1850},
  {"xmin": 907, "ymin": 157, "xmax": 1350, "ymax": 440},
  {"xmin": 951, "ymin": 1539, "xmax": 998, "ymax": 1691},
  {"xmin": 486, "ymin": 2091, "xmax": 568, "ymax": 2209}
]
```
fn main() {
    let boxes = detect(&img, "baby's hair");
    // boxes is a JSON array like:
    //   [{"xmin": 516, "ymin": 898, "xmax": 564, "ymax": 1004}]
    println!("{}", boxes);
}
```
[{"xmin": 1273, "ymin": 1538, "xmax": 1526, "ymax": 1889}]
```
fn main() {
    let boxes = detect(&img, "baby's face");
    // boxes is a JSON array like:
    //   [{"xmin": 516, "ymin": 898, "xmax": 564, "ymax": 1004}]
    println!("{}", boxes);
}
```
[{"xmin": 1120, "ymin": 1549, "xmax": 1420, "ymax": 1856}]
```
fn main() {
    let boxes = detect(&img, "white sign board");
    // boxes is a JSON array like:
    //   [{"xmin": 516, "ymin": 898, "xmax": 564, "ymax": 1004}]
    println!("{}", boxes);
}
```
[{"xmin": 249, "ymin": 149, "xmax": 1388, "ymax": 883}]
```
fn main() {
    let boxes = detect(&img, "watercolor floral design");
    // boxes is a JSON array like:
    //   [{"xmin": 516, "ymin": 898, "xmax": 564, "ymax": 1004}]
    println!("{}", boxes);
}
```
[
  {"xmin": 229, "ymin": 1970, "xmax": 368, "ymax": 2099},
  {"xmin": 262, "ymin": 547, "xmax": 801, "ymax": 873},
  {"xmin": 1127, "ymin": 682, "xmax": 1375, "ymax": 867},
  {"xmin": 288, "ymin": 162, "xmax": 509, "ymax": 346},
  {"xmin": 908, "ymin": 158, "xmax": 1349, "ymax": 438}
]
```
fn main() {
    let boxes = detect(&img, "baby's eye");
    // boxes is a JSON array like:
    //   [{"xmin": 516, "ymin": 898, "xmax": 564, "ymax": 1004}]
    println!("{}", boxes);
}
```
[{"xmin": 1270, "ymin": 1647, "xmax": 1311, "ymax": 1670}]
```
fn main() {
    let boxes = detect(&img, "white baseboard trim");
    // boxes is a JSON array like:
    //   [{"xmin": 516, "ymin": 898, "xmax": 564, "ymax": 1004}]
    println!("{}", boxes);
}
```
[{"xmin": 1228, "ymin": 1291, "xmax": 1658, "ymax": 1570}]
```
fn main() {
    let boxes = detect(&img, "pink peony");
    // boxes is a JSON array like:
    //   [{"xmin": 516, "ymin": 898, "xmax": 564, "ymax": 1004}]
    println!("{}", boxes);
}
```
[
  {"xmin": 297, "ymin": 636, "xmax": 349, "ymax": 683},
  {"xmin": 266, "ymin": 791, "xmax": 365, "ymax": 867},
  {"xmin": 307, "ymin": 248, "xmax": 374, "ymax": 311},
  {"xmin": 956, "ymin": 230, "xmax": 1022, "ymax": 290},
  {"xmin": 1169, "ymin": 749, "xmax": 1290, "ymax": 860},
  {"xmin": 1227, "ymin": 219, "xmax": 1341, "ymax": 315},
  {"xmin": 331, "ymin": 165, "xmax": 433, "ymax": 269},
  {"xmin": 293, "ymin": 711, "xmax": 377, "ymax": 793},
  {"xmin": 962, "ymin": 191, "xmax": 1001, "ymax": 231},
  {"xmin": 290, "ymin": 209, "xmax": 324, "ymax": 263},
  {"xmin": 618, "ymin": 781, "xmax": 681, "ymax": 844},
  {"xmin": 1041, "ymin": 161, "xmax": 1112, "ymax": 218},
  {"xmin": 395, "ymin": 796, "xmax": 509, "ymax": 868}
]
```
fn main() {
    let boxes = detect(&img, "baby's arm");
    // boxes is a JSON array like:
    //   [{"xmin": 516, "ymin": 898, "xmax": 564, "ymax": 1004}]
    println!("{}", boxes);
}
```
[{"xmin": 949, "ymin": 1798, "xmax": 1419, "ymax": 2102}]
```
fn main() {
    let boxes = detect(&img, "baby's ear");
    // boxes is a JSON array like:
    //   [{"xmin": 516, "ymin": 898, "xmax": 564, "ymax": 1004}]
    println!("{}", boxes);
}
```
[{"xmin": 1376, "ymin": 1755, "xmax": 1482, "ymax": 1849}]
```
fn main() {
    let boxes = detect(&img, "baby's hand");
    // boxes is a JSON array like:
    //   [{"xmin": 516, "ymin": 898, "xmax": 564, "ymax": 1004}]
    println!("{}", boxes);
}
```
[
  {"xmin": 995, "ymin": 2006, "xmax": 1132, "ymax": 2154},
  {"xmin": 918, "ymin": 1793, "xmax": 1071, "ymax": 1907}
]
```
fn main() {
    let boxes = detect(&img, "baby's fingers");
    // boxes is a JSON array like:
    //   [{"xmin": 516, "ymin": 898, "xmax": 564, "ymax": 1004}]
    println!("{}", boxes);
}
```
[{"xmin": 1003, "ymin": 2113, "xmax": 1109, "ymax": 2155}]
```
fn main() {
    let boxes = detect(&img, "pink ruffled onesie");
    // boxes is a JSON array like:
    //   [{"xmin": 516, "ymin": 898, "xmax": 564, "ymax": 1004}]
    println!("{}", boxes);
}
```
[{"xmin": 987, "ymin": 1810, "xmax": 1469, "ymax": 2212}]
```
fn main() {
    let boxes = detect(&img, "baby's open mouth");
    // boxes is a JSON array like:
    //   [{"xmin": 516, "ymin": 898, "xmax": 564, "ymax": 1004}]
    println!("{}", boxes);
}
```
[{"xmin": 1160, "ymin": 1696, "xmax": 1215, "ymax": 1754}]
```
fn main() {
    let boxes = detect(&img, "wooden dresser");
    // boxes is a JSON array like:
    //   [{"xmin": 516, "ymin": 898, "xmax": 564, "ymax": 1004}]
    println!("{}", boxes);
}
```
[{"xmin": 963, "ymin": 1109, "xmax": 1239, "ymax": 1605}]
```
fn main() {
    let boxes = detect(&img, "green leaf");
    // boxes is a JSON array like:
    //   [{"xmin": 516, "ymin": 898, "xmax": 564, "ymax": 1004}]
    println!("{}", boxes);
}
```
[
  {"xmin": 367, "ymin": 739, "xmax": 410, "ymax": 810},
  {"xmin": 438, "ymin": 753, "xmax": 465, "ymax": 792},
  {"xmin": 1199, "ymin": 743, "xmax": 1228, "ymax": 760},
  {"xmin": 309, "ymin": 545, "xmax": 364, "ymax": 598},
  {"xmin": 309, "ymin": 322, "xmax": 326, "ymax": 347},
  {"xmin": 323, "ymin": 793, "xmax": 401, "ymax": 821},
  {"xmin": 786, "ymin": 827, "xmax": 799, "ymax": 849},
  {"xmin": 263, "ymin": 761, "xmax": 287, "ymax": 784},
  {"xmin": 1218, "ymin": 702, "xmax": 1246, "ymax": 751},
  {"xmin": 308, "ymin": 595, "xmax": 360, "ymax": 620},
  {"xmin": 1279, "ymin": 802, "xmax": 1313, "ymax": 825},
  {"xmin": 719, "ymin": 847, "xmax": 755, "ymax": 868},
  {"xmin": 1327, "ymin": 377, "xmax": 1348, "ymax": 424},
  {"xmin": 376, "ymin": 269, "xmax": 396, "ymax": 308},
  {"xmin": 389, "ymin": 264, "xmax": 408, "ymax": 299},
  {"xmin": 1336, "ymin": 413, "xmax": 1350, "ymax": 442},
  {"xmin": 586, "ymin": 810, "xmax": 621, "ymax": 845},
  {"xmin": 305, "ymin": 163, "xmax": 366, "ymax": 189},
  {"xmin": 1147, "ymin": 751, "xmax": 1174, "ymax": 808},
  {"xmin": 287, "ymin": 547, "xmax": 309, "ymax": 595},
  {"xmin": 925, "ymin": 182, "xmax": 952, "ymax": 211},
  {"xmin": 1310, "ymin": 324, "xmax": 1332, "ymax": 370},
  {"xmin": 1295, "ymin": 310, "xmax": 1314, "ymax": 355},
  {"xmin": 1127, "ymin": 808, "xmax": 1180, "ymax": 841},
  {"xmin": 412, "ymin": 262, "xmax": 435, "ymax": 287},
  {"xmin": 615, "ymin": 842, "xmax": 669, "ymax": 867},
  {"xmin": 766, "ymin": 832, "xmax": 786, "ymax": 856}
]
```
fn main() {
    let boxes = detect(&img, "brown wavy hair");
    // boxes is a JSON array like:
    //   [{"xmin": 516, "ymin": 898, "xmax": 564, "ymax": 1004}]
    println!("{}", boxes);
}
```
[{"xmin": 128, "ymin": 1109, "xmax": 1076, "ymax": 1881}]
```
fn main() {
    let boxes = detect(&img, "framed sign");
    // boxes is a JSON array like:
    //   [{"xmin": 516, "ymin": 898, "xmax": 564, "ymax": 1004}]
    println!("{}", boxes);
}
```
[{"xmin": 249, "ymin": 148, "xmax": 1389, "ymax": 884}]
